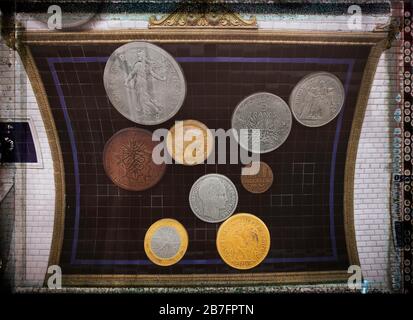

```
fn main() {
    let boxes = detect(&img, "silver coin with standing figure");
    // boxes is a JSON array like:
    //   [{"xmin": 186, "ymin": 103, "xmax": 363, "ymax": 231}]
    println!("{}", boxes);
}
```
[
  {"xmin": 189, "ymin": 174, "xmax": 238, "ymax": 223},
  {"xmin": 231, "ymin": 92, "xmax": 292, "ymax": 154},
  {"xmin": 289, "ymin": 72, "xmax": 345, "ymax": 127},
  {"xmin": 104, "ymin": 42, "xmax": 186, "ymax": 125}
]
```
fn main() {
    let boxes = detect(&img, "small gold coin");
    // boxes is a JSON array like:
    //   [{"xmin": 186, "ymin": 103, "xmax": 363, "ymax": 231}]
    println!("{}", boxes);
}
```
[
  {"xmin": 216, "ymin": 213, "xmax": 270, "ymax": 270},
  {"xmin": 241, "ymin": 161, "xmax": 273, "ymax": 194},
  {"xmin": 166, "ymin": 120, "xmax": 214, "ymax": 166},
  {"xmin": 144, "ymin": 218, "xmax": 188, "ymax": 266}
]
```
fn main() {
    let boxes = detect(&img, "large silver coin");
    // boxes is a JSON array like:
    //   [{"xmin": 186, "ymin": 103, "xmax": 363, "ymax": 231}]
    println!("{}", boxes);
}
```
[
  {"xmin": 104, "ymin": 42, "xmax": 186, "ymax": 125},
  {"xmin": 189, "ymin": 174, "xmax": 238, "ymax": 223},
  {"xmin": 150, "ymin": 226, "xmax": 181, "ymax": 259},
  {"xmin": 290, "ymin": 72, "xmax": 345, "ymax": 127},
  {"xmin": 231, "ymin": 92, "xmax": 292, "ymax": 153}
]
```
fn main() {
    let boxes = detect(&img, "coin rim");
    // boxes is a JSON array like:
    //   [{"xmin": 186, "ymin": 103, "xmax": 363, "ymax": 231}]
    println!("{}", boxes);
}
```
[
  {"xmin": 289, "ymin": 71, "xmax": 345, "ymax": 128},
  {"xmin": 103, "ymin": 41, "xmax": 187, "ymax": 125},
  {"xmin": 189, "ymin": 173, "xmax": 239, "ymax": 223},
  {"xmin": 102, "ymin": 127, "xmax": 166, "ymax": 192},
  {"xmin": 240, "ymin": 161, "xmax": 274, "ymax": 194},
  {"xmin": 166, "ymin": 119, "xmax": 215, "ymax": 166},
  {"xmin": 144, "ymin": 218, "xmax": 188, "ymax": 267},
  {"xmin": 216, "ymin": 213, "xmax": 271, "ymax": 270},
  {"xmin": 231, "ymin": 92, "xmax": 293, "ymax": 154}
]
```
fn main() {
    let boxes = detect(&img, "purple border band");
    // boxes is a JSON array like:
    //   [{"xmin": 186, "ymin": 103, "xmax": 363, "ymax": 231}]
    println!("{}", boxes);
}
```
[{"xmin": 47, "ymin": 56, "xmax": 354, "ymax": 266}]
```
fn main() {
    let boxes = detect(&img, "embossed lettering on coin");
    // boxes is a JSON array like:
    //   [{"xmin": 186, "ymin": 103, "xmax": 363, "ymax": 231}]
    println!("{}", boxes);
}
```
[
  {"xmin": 103, "ymin": 128, "xmax": 166, "ymax": 191},
  {"xmin": 290, "ymin": 72, "xmax": 345, "ymax": 127},
  {"xmin": 241, "ymin": 161, "xmax": 273, "ymax": 194},
  {"xmin": 217, "ymin": 213, "xmax": 270, "ymax": 270},
  {"xmin": 166, "ymin": 120, "xmax": 214, "ymax": 166},
  {"xmin": 144, "ymin": 218, "xmax": 188, "ymax": 266},
  {"xmin": 104, "ymin": 42, "xmax": 186, "ymax": 125},
  {"xmin": 232, "ymin": 92, "xmax": 292, "ymax": 153},
  {"xmin": 189, "ymin": 174, "xmax": 238, "ymax": 223}
]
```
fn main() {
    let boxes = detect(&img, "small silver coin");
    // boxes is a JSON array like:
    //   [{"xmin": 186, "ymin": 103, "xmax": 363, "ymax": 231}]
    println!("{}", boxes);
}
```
[
  {"xmin": 289, "ymin": 72, "xmax": 345, "ymax": 127},
  {"xmin": 150, "ymin": 226, "xmax": 181, "ymax": 259},
  {"xmin": 104, "ymin": 41, "xmax": 186, "ymax": 125},
  {"xmin": 231, "ymin": 92, "xmax": 292, "ymax": 153},
  {"xmin": 189, "ymin": 174, "xmax": 238, "ymax": 223}
]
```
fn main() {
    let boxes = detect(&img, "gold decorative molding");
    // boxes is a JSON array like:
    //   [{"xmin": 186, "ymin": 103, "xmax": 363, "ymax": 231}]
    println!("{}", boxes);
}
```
[
  {"xmin": 63, "ymin": 271, "xmax": 350, "ymax": 287},
  {"xmin": 343, "ymin": 38, "xmax": 388, "ymax": 271},
  {"xmin": 22, "ymin": 29, "xmax": 387, "ymax": 46},
  {"xmin": 149, "ymin": 3, "xmax": 257, "ymax": 29},
  {"xmin": 18, "ymin": 45, "xmax": 66, "ymax": 286},
  {"xmin": 374, "ymin": 17, "xmax": 402, "ymax": 49}
]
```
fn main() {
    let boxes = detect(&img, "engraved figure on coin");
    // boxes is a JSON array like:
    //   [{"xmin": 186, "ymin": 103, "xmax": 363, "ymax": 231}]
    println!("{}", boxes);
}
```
[
  {"xmin": 121, "ymin": 49, "xmax": 167, "ymax": 118},
  {"xmin": 198, "ymin": 177, "xmax": 228, "ymax": 219},
  {"xmin": 300, "ymin": 80, "xmax": 336, "ymax": 120},
  {"xmin": 228, "ymin": 225, "xmax": 259, "ymax": 261}
]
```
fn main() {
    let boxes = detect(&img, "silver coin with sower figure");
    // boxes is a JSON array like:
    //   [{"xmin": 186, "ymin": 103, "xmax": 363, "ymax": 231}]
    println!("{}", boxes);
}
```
[{"xmin": 104, "ymin": 41, "xmax": 186, "ymax": 125}]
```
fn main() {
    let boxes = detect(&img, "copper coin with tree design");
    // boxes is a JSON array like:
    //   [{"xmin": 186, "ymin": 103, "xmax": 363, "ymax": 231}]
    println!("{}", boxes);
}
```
[{"xmin": 103, "ymin": 127, "xmax": 166, "ymax": 191}]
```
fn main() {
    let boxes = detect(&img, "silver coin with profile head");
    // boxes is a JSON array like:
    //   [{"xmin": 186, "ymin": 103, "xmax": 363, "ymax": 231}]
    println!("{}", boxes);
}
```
[
  {"xmin": 189, "ymin": 174, "xmax": 238, "ymax": 223},
  {"xmin": 289, "ymin": 72, "xmax": 345, "ymax": 127},
  {"xmin": 104, "ymin": 41, "xmax": 186, "ymax": 125},
  {"xmin": 231, "ymin": 92, "xmax": 292, "ymax": 154}
]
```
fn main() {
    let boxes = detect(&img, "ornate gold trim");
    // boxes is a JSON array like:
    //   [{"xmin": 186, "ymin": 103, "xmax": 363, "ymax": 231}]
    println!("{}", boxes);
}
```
[
  {"xmin": 374, "ymin": 17, "xmax": 402, "ymax": 49},
  {"xmin": 17, "ymin": 44, "xmax": 66, "ymax": 286},
  {"xmin": 63, "ymin": 271, "xmax": 349, "ymax": 287},
  {"xmin": 21, "ymin": 29, "xmax": 387, "ymax": 46},
  {"xmin": 20, "ymin": 29, "xmax": 388, "ymax": 287},
  {"xmin": 148, "ymin": 3, "xmax": 257, "ymax": 29}
]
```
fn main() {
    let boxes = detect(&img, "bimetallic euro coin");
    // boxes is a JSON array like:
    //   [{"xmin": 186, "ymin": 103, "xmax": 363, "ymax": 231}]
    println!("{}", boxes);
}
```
[
  {"xmin": 290, "ymin": 72, "xmax": 345, "ymax": 127},
  {"xmin": 217, "ymin": 213, "xmax": 270, "ymax": 270},
  {"xmin": 166, "ymin": 120, "xmax": 214, "ymax": 166},
  {"xmin": 144, "ymin": 218, "xmax": 188, "ymax": 266},
  {"xmin": 103, "ymin": 128, "xmax": 166, "ymax": 191},
  {"xmin": 189, "ymin": 174, "xmax": 238, "ymax": 223},
  {"xmin": 104, "ymin": 42, "xmax": 186, "ymax": 125},
  {"xmin": 231, "ymin": 92, "xmax": 292, "ymax": 153},
  {"xmin": 241, "ymin": 161, "xmax": 273, "ymax": 194}
]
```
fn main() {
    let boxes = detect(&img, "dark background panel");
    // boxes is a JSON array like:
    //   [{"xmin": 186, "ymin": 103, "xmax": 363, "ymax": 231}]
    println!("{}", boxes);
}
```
[{"xmin": 31, "ymin": 42, "xmax": 369, "ymax": 276}]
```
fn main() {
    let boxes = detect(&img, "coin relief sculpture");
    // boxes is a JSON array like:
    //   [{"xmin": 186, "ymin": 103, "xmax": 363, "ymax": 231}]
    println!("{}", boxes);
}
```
[
  {"xmin": 103, "ymin": 128, "xmax": 166, "ymax": 191},
  {"xmin": 189, "ymin": 174, "xmax": 239, "ymax": 223},
  {"xmin": 217, "ymin": 213, "xmax": 271, "ymax": 270},
  {"xmin": 232, "ymin": 92, "xmax": 292, "ymax": 154},
  {"xmin": 290, "ymin": 72, "xmax": 345, "ymax": 127},
  {"xmin": 104, "ymin": 42, "xmax": 186, "ymax": 125},
  {"xmin": 144, "ymin": 218, "xmax": 188, "ymax": 266},
  {"xmin": 241, "ymin": 161, "xmax": 274, "ymax": 194},
  {"xmin": 166, "ymin": 120, "xmax": 214, "ymax": 165}
]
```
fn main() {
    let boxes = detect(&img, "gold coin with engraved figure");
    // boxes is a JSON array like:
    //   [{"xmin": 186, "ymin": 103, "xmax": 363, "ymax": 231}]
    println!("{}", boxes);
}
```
[{"xmin": 216, "ymin": 213, "xmax": 270, "ymax": 270}]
